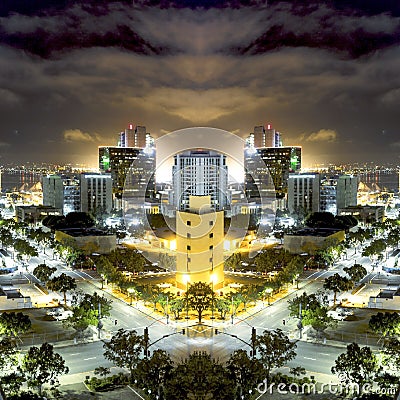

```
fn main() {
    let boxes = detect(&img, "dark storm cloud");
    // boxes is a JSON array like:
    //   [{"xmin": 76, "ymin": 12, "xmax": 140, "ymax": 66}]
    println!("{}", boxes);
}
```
[{"xmin": 0, "ymin": 0, "xmax": 399, "ymax": 166}]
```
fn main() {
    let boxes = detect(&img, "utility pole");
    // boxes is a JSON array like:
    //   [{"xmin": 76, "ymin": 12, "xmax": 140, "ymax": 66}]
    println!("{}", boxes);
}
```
[
  {"xmin": 144, "ymin": 327, "xmax": 149, "ymax": 358},
  {"xmin": 251, "ymin": 327, "xmax": 257, "ymax": 359},
  {"xmin": 97, "ymin": 302, "xmax": 102, "ymax": 339}
]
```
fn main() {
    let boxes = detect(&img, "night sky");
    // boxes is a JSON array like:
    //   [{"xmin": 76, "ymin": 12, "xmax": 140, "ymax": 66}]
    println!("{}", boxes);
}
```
[{"xmin": 0, "ymin": 0, "xmax": 399, "ymax": 167}]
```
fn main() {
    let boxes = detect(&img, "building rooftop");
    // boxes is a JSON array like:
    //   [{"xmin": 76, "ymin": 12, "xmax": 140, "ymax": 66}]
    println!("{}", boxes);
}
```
[
  {"xmin": 57, "ymin": 228, "xmax": 114, "ymax": 237},
  {"xmin": 286, "ymin": 228, "xmax": 343, "ymax": 237}
]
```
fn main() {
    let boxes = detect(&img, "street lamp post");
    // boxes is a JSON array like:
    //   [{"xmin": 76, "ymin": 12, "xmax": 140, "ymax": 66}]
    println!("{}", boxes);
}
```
[
  {"xmin": 231, "ymin": 296, "xmax": 234, "ymax": 324},
  {"xmin": 166, "ymin": 295, "xmax": 169, "ymax": 324},
  {"xmin": 183, "ymin": 275, "xmax": 190, "ymax": 320},
  {"xmin": 127, "ymin": 287, "xmax": 135, "ymax": 305},
  {"xmin": 210, "ymin": 274, "xmax": 216, "ymax": 320},
  {"xmin": 265, "ymin": 288, "xmax": 272, "ymax": 305}
]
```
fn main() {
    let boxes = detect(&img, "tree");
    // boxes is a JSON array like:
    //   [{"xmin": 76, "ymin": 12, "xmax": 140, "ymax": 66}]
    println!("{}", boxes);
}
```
[
  {"xmin": 0, "ymin": 312, "xmax": 31, "ymax": 337},
  {"xmin": 65, "ymin": 292, "xmax": 112, "ymax": 335},
  {"xmin": 65, "ymin": 212, "xmax": 95, "ymax": 228},
  {"xmin": 369, "ymin": 312, "xmax": 400, "ymax": 338},
  {"xmin": 344, "ymin": 263, "xmax": 367, "ymax": 284},
  {"xmin": 236, "ymin": 285, "xmax": 260, "ymax": 311},
  {"xmin": 362, "ymin": 239, "xmax": 387, "ymax": 262},
  {"xmin": 138, "ymin": 285, "xmax": 163, "ymax": 310},
  {"xmin": 134, "ymin": 350, "xmax": 174, "ymax": 399},
  {"xmin": 0, "ymin": 338, "xmax": 20, "ymax": 398},
  {"xmin": 224, "ymin": 252, "xmax": 241, "ymax": 272},
  {"xmin": 331, "ymin": 343, "xmax": 379, "ymax": 387},
  {"xmin": 164, "ymin": 351, "xmax": 235, "ymax": 400},
  {"xmin": 302, "ymin": 305, "xmax": 336, "ymax": 336},
  {"xmin": 169, "ymin": 298, "xmax": 185, "ymax": 320},
  {"xmin": 47, "ymin": 273, "xmax": 77, "ymax": 305},
  {"xmin": 226, "ymin": 349, "xmax": 265, "ymax": 399},
  {"xmin": 32, "ymin": 263, "xmax": 56, "ymax": 283},
  {"xmin": 103, "ymin": 329, "xmax": 144, "ymax": 380},
  {"xmin": 255, "ymin": 329, "xmax": 297, "ymax": 380},
  {"xmin": 19, "ymin": 342, "xmax": 69, "ymax": 396},
  {"xmin": 13, "ymin": 238, "xmax": 38, "ymax": 265},
  {"xmin": 215, "ymin": 297, "xmax": 230, "ymax": 320},
  {"xmin": 305, "ymin": 212, "xmax": 336, "ymax": 228},
  {"xmin": 186, "ymin": 282, "xmax": 213, "ymax": 323},
  {"xmin": 323, "ymin": 273, "xmax": 353, "ymax": 305}
]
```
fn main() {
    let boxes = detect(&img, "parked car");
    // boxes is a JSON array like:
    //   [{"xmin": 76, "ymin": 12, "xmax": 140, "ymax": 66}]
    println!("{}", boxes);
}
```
[
  {"xmin": 46, "ymin": 307, "xmax": 64, "ymax": 316},
  {"xmin": 336, "ymin": 307, "xmax": 354, "ymax": 316},
  {"xmin": 53, "ymin": 310, "xmax": 73, "ymax": 321},
  {"xmin": 328, "ymin": 310, "xmax": 346, "ymax": 321}
]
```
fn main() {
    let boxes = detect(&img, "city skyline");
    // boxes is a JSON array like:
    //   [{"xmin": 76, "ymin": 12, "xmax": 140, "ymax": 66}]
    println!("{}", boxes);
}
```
[{"xmin": 0, "ymin": 1, "xmax": 399, "ymax": 167}]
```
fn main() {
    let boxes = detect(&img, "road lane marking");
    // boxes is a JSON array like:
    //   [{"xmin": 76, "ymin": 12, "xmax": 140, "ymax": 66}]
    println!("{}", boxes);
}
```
[
  {"xmin": 319, "ymin": 353, "xmax": 330, "ymax": 356},
  {"xmin": 303, "ymin": 357, "xmax": 316, "ymax": 361},
  {"xmin": 83, "ymin": 357, "xmax": 96, "ymax": 361},
  {"xmin": 70, "ymin": 353, "xmax": 80, "ymax": 356}
]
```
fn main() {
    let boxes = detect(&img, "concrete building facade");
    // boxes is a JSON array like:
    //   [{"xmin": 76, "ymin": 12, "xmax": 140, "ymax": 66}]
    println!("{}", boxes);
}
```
[{"xmin": 172, "ymin": 150, "xmax": 228, "ymax": 211}]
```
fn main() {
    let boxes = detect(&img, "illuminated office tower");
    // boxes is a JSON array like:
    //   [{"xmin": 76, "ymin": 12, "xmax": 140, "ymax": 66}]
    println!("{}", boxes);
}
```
[
  {"xmin": 172, "ymin": 149, "xmax": 228, "ymax": 211},
  {"xmin": 79, "ymin": 173, "xmax": 112, "ymax": 214}
]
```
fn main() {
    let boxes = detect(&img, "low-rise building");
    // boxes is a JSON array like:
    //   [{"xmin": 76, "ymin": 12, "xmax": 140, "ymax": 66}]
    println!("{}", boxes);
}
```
[
  {"xmin": 55, "ymin": 228, "xmax": 116, "ymax": 255},
  {"xmin": 283, "ymin": 227, "xmax": 345, "ymax": 254},
  {"xmin": 337, "ymin": 205, "xmax": 385, "ymax": 224},
  {"xmin": 0, "ymin": 287, "xmax": 32, "ymax": 310},
  {"xmin": 15, "ymin": 205, "xmax": 62, "ymax": 224},
  {"xmin": 368, "ymin": 288, "xmax": 400, "ymax": 310}
]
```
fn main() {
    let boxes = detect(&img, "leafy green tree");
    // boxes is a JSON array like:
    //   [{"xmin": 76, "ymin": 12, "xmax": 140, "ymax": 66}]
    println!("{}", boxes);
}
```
[
  {"xmin": 164, "ymin": 351, "xmax": 235, "ymax": 400},
  {"xmin": 32, "ymin": 263, "xmax": 56, "ymax": 283},
  {"xmin": 138, "ymin": 285, "xmax": 163, "ymax": 310},
  {"xmin": 305, "ymin": 212, "xmax": 336, "ymax": 228},
  {"xmin": 331, "ymin": 343, "xmax": 379, "ymax": 387},
  {"xmin": 47, "ymin": 273, "xmax": 77, "ymax": 305},
  {"xmin": 103, "ymin": 329, "xmax": 144, "ymax": 380},
  {"xmin": 13, "ymin": 238, "xmax": 38, "ymax": 265},
  {"xmin": 362, "ymin": 239, "xmax": 387, "ymax": 262},
  {"xmin": 65, "ymin": 292, "xmax": 112, "ymax": 335},
  {"xmin": 0, "ymin": 338, "xmax": 21, "ymax": 398},
  {"xmin": 0, "ymin": 312, "xmax": 31, "ymax": 337},
  {"xmin": 302, "ymin": 305, "xmax": 336, "ymax": 335},
  {"xmin": 186, "ymin": 282, "xmax": 213, "ymax": 323},
  {"xmin": 369, "ymin": 312, "xmax": 400, "ymax": 338},
  {"xmin": 323, "ymin": 273, "xmax": 353, "ymax": 305},
  {"xmin": 381, "ymin": 337, "xmax": 400, "ymax": 372},
  {"xmin": 65, "ymin": 212, "xmax": 95, "ymax": 228},
  {"xmin": 19, "ymin": 342, "xmax": 69, "ymax": 396},
  {"xmin": 215, "ymin": 297, "xmax": 230, "ymax": 320},
  {"xmin": 134, "ymin": 350, "xmax": 174, "ymax": 399},
  {"xmin": 158, "ymin": 253, "xmax": 175, "ymax": 271},
  {"xmin": 344, "ymin": 263, "xmax": 367, "ymax": 284},
  {"xmin": 226, "ymin": 349, "xmax": 265, "ymax": 399},
  {"xmin": 224, "ymin": 252, "xmax": 241, "ymax": 271},
  {"xmin": 169, "ymin": 298, "xmax": 185, "ymax": 320},
  {"xmin": 236, "ymin": 284, "xmax": 260, "ymax": 311},
  {"xmin": 255, "ymin": 329, "xmax": 297, "ymax": 380}
]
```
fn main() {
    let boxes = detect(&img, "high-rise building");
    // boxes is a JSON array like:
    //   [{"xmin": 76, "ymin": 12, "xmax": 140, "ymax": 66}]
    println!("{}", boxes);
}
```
[
  {"xmin": 80, "ymin": 173, "xmax": 112, "ymax": 215},
  {"xmin": 175, "ymin": 196, "xmax": 224, "ymax": 290},
  {"xmin": 172, "ymin": 150, "xmax": 228, "ymax": 211},
  {"xmin": 42, "ymin": 174, "xmax": 80, "ymax": 215},
  {"xmin": 288, "ymin": 173, "xmax": 321, "ymax": 214},
  {"xmin": 288, "ymin": 173, "xmax": 358, "ymax": 216},
  {"xmin": 119, "ymin": 124, "xmax": 147, "ymax": 148},
  {"xmin": 244, "ymin": 145, "xmax": 302, "ymax": 201},
  {"xmin": 98, "ymin": 143, "xmax": 155, "ymax": 202},
  {"xmin": 251, "ymin": 124, "xmax": 281, "ymax": 148}
]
